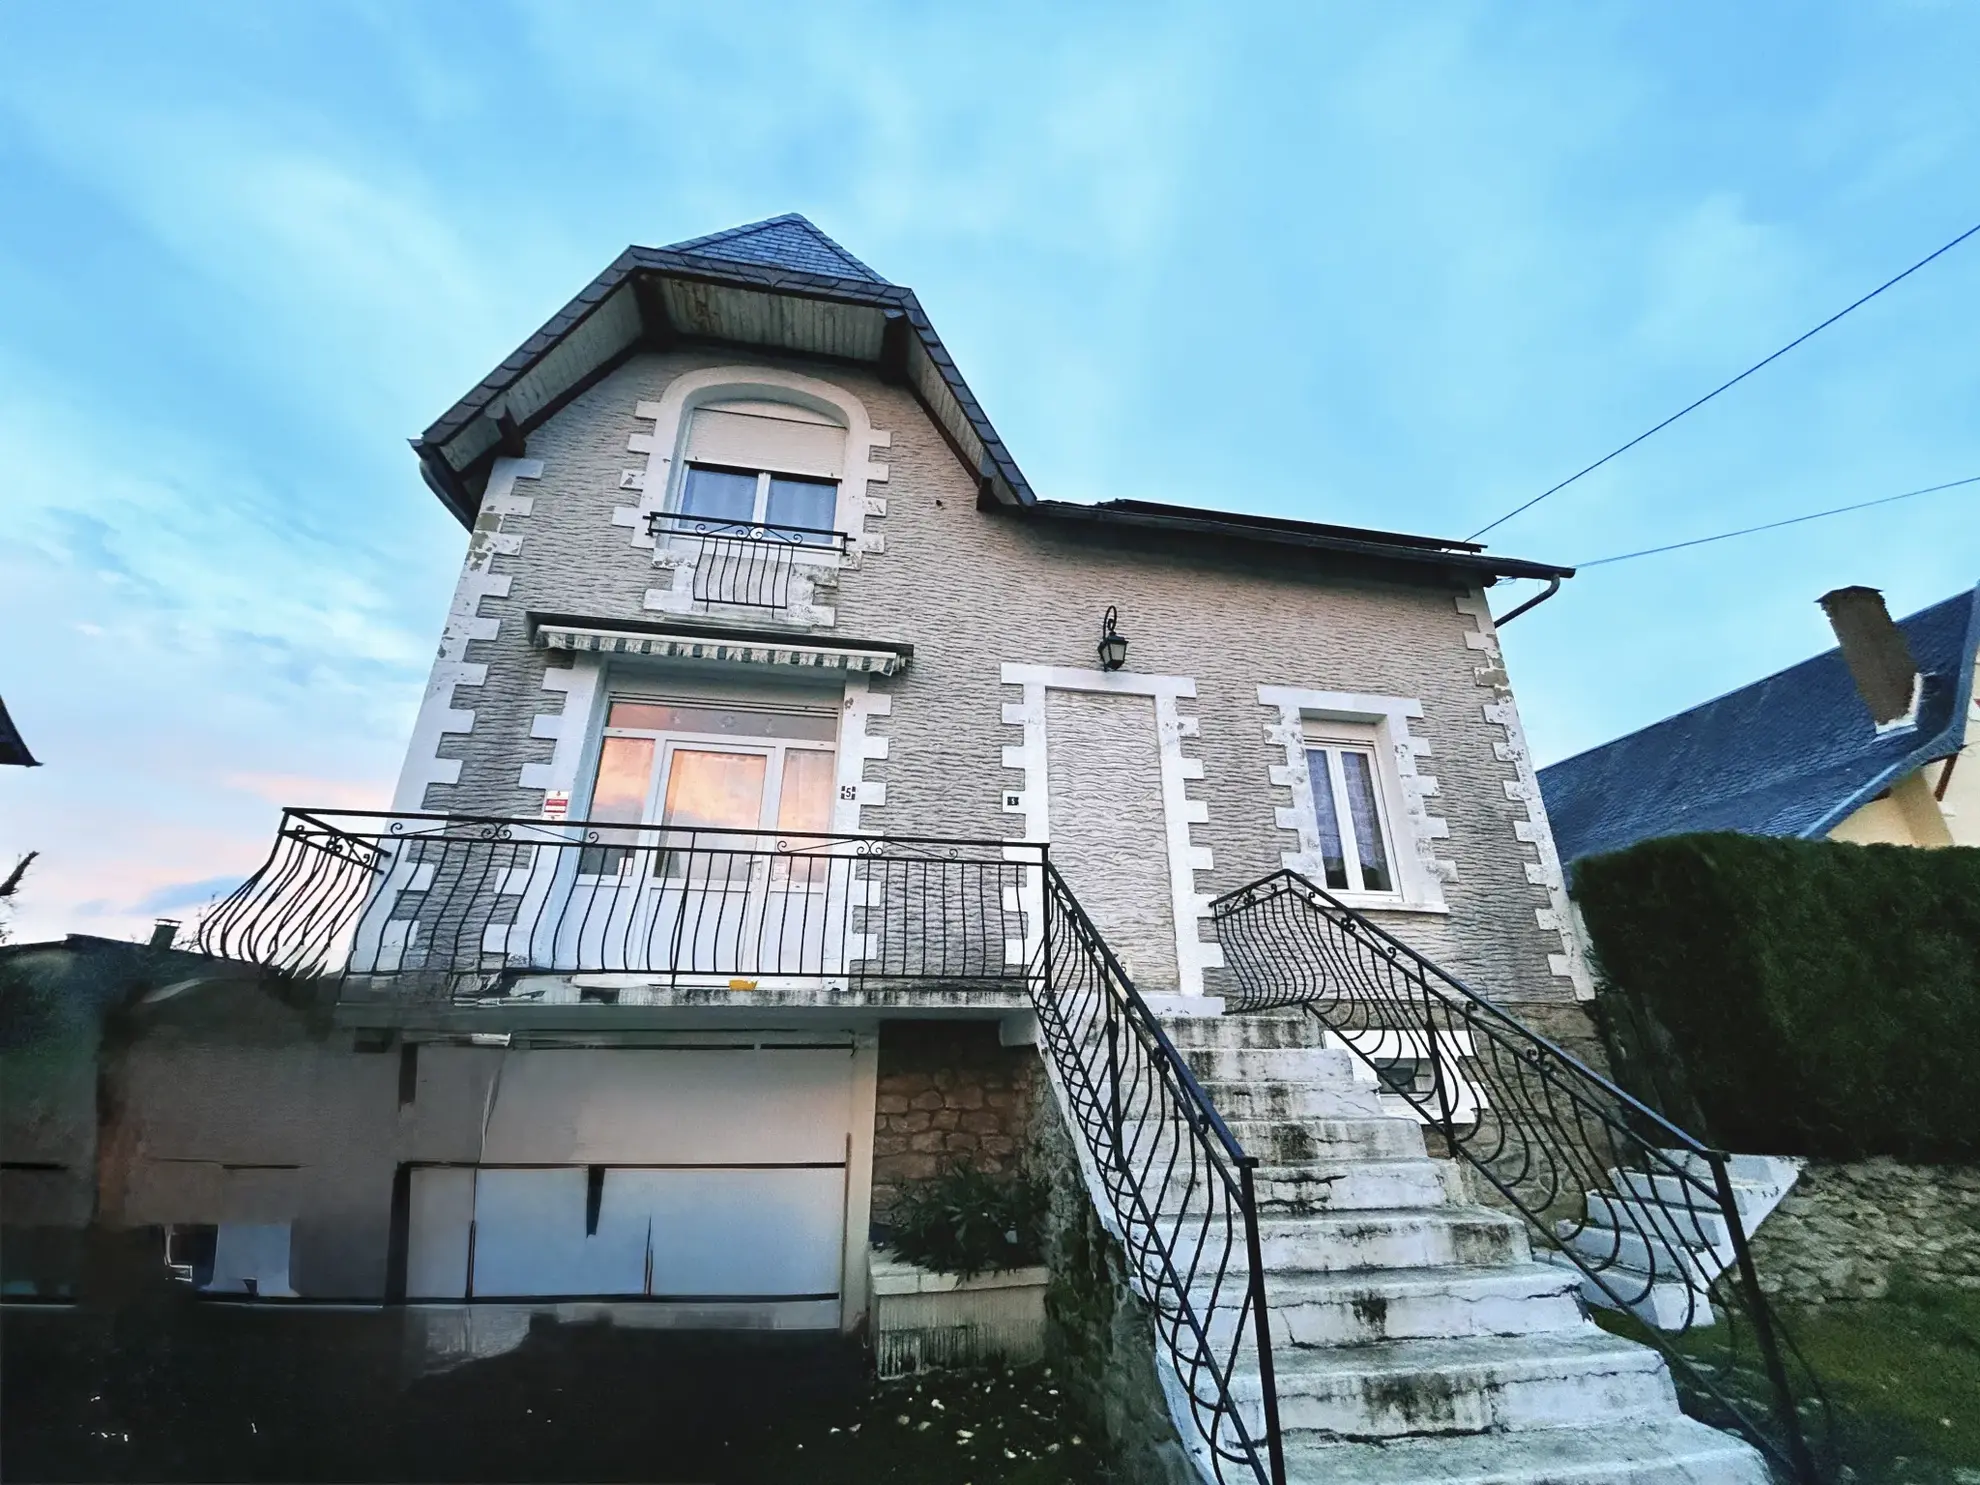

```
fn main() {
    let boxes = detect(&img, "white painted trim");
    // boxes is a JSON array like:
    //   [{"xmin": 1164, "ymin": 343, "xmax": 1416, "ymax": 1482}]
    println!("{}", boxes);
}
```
[
  {"xmin": 1000, "ymin": 664, "xmax": 1223, "ymax": 1010},
  {"xmin": 391, "ymin": 458, "xmax": 543, "ymax": 812},
  {"xmin": 841, "ymin": 1031, "xmax": 880, "ymax": 1334},
  {"xmin": 1455, "ymin": 594, "xmax": 1594, "ymax": 998},
  {"xmin": 1256, "ymin": 685, "xmax": 1449, "ymax": 913},
  {"xmin": 611, "ymin": 366, "xmax": 891, "ymax": 629}
]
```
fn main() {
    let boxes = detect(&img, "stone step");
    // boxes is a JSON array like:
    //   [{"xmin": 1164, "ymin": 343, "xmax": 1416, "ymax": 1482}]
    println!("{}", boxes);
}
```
[
  {"xmin": 1537, "ymin": 1250, "xmax": 1714, "ymax": 1332},
  {"xmin": 1281, "ymin": 1416, "xmax": 1770, "ymax": 1484},
  {"xmin": 1257, "ymin": 1207, "xmax": 1530, "ymax": 1274},
  {"xmin": 1556, "ymin": 1220, "xmax": 1723, "ymax": 1286},
  {"xmin": 1244, "ymin": 1328, "xmax": 1679, "ymax": 1440},
  {"xmin": 1189, "ymin": 1077, "xmax": 1385, "ymax": 1120},
  {"xmin": 1161, "ymin": 1158, "xmax": 1466, "ymax": 1216},
  {"xmin": 1206, "ymin": 1263, "xmax": 1585, "ymax": 1349},
  {"xmin": 1160, "ymin": 1013, "xmax": 1322, "ymax": 1051},
  {"xmin": 1180, "ymin": 1044, "xmax": 1358, "ymax": 1085},
  {"xmin": 1584, "ymin": 1191, "xmax": 1733, "ymax": 1250},
  {"xmin": 1612, "ymin": 1169, "xmax": 1779, "ymax": 1222},
  {"xmin": 1219, "ymin": 1114, "xmax": 1430, "ymax": 1165}
]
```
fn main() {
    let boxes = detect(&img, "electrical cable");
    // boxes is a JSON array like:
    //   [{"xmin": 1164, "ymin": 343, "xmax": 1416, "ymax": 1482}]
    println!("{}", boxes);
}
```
[
  {"xmin": 1574, "ymin": 475, "xmax": 1980, "ymax": 568},
  {"xmin": 1467, "ymin": 218, "xmax": 1980, "ymax": 541}
]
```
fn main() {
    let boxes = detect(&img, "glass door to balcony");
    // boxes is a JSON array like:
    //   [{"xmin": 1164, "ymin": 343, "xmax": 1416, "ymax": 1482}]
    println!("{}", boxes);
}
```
[{"xmin": 556, "ymin": 699, "xmax": 840, "ymax": 978}]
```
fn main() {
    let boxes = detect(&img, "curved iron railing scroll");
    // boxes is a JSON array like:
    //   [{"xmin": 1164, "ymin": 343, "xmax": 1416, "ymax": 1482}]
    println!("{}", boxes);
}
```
[{"xmin": 1211, "ymin": 869, "xmax": 1827, "ymax": 1483}]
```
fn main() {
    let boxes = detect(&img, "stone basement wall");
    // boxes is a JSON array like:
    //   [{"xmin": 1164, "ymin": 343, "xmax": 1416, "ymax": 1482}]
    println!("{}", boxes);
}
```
[
  {"xmin": 1751, "ymin": 1159, "xmax": 1980, "ymax": 1304},
  {"xmin": 870, "ymin": 1021, "xmax": 1040, "ymax": 1220},
  {"xmin": 1030, "ymin": 1074, "xmax": 1201, "ymax": 1485}
]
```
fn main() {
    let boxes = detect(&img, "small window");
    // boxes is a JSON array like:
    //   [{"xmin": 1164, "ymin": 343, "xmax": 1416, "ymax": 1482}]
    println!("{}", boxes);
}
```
[
  {"xmin": 680, "ymin": 464, "xmax": 839, "ymax": 545},
  {"xmin": 1303, "ymin": 738, "xmax": 1396, "ymax": 895}
]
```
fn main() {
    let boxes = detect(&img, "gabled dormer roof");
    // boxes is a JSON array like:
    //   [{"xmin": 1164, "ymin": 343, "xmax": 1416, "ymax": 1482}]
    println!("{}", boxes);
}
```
[
  {"xmin": 412, "ymin": 213, "xmax": 1031, "ymax": 524},
  {"xmin": 1539, "ymin": 584, "xmax": 1980, "ymax": 867},
  {"xmin": 662, "ymin": 213, "xmax": 888, "ymax": 283}
]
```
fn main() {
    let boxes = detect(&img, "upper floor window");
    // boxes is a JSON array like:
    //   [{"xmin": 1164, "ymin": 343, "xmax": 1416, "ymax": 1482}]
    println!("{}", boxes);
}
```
[
  {"xmin": 680, "ymin": 465, "xmax": 839, "ymax": 545},
  {"xmin": 1303, "ymin": 728, "xmax": 1396, "ymax": 896}
]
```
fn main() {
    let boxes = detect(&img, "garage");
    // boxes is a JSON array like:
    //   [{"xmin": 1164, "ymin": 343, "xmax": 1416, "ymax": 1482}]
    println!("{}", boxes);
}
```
[{"xmin": 399, "ymin": 1042, "xmax": 870, "ymax": 1329}]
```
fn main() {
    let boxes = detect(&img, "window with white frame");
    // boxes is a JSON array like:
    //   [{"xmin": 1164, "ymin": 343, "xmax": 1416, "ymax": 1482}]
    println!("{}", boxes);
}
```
[
  {"xmin": 678, "ymin": 465, "xmax": 839, "ymax": 545},
  {"xmin": 1302, "ymin": 726, "xmax": 1397, "ymax": 896},
  {"xmin": 580, "ymin": 697, "xmax": 839, "ymax": 878},
  {"xmin": 674, "ymin": 400, "xmax": 847, "ymax": 545}
]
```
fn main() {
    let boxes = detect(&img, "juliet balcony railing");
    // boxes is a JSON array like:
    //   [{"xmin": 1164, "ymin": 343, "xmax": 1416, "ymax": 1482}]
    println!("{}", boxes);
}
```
[
  {"xmin": 645, "ymin": 511, "xmax": 849, "ymax": 613},
  {"xmin": 197, "ymin": 806, "xmax": 1287, "ymax": 1481}
]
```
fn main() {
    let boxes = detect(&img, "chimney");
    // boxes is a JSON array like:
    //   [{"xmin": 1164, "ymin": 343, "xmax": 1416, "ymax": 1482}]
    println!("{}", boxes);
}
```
[
  {"xmin": 150, "ymin": 918, "xmax": 180, "ymax": 950},
  {"xmin": 1818, "ymin": 586, "xmax": 1921, "ymax": 729}
]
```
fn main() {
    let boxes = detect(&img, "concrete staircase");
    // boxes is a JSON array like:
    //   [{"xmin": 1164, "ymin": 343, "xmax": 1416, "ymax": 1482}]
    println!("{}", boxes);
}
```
[
  {"xmin": 1163, "ymin": 1012, "xmax": 1770, "ymax": 1484},
  {"xmin": 1550, "ymin": 1153, "xmax": 1803, "ymax": 1331}
]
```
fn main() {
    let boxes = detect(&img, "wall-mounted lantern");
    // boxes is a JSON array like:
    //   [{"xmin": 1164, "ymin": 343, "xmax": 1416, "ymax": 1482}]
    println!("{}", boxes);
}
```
[{"xmin": 1097, "ymin": 606, "xmax": 1129, "ymax": 672}]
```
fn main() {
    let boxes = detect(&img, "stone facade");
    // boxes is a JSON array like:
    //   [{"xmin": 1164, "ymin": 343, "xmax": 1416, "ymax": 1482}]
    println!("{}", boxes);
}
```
[
  {"xmin": 869, "ymin": 1021, "xmax": 1040, "ymax": 1219},
  {"xmin": 399, "ymin": 342, "xmax": 1585, "ymax": 1008},
  {"xmin": 1751, "ymin": 1159, "xmax": 1980, "ymax": 1304}
]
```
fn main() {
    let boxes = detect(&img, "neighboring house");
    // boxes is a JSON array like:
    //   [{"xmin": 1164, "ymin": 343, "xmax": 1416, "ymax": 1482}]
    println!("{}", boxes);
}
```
[
  {"xmin": 5, "ymin": 217, "xmax": 1778, "ymax": 1481},
  {"xmin": 0, "ymin": 696, "xmax": 37, "ymax": 767},
  {"xmin": 1542, "ymin": 583, "xmax": 1980, "ymax": 870}
]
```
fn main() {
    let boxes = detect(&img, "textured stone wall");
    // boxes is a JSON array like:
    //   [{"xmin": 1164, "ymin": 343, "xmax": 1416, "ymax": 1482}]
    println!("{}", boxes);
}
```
[
  {"xmin": 1752, "ymin": 1159, "xmax": 1980, "ymax": 1303},
  {"xmin": 869, "ymin": 1021, "xmax": 1039, "ymax": 1220},
  {"xmin": 408, "ymin": 344, "xmax": 1580, "ymax": 1005}
]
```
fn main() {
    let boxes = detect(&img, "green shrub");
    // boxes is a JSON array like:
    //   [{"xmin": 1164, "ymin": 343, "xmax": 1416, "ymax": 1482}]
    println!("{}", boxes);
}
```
[
  {"xmin": 1574, "ymin": 834, "xmax": 1980, "ymax": 1162},
  {"xmin": 882, "ymin": 1164, "xmax": 1049, "ymax": 1280}
]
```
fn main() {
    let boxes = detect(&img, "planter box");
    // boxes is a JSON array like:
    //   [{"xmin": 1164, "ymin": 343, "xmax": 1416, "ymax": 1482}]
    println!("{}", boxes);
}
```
[{"xmin": 869, "ymin": 1252, "xmax": 1049, "ymax": 1378}]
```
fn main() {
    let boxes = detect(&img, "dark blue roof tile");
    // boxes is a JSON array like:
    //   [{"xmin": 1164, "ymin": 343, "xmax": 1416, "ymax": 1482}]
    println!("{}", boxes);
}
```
[
  {"xmin": 1539, "ymin": 586, "xmax": 1980, "ymax": 867},
  {"xmin": 662, "ymin": 213, "xmax": 886, "ymax": 283}
]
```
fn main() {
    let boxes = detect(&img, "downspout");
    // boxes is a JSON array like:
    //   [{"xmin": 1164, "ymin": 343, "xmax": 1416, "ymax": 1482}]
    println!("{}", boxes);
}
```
[{"xmin": 1495, "ymin": 574, "xmax": 1563, "ymax": 627}]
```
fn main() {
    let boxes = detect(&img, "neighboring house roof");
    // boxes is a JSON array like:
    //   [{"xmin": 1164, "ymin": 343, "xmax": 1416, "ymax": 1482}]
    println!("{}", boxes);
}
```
[
  {"xmin": 412, "ymin": 212, "xmax": 1566, "ymax": 585},
  {"xmin": 0, "ymin": 696, "xmax": 38, "ymax": 766},
  {"xmin": 1540, "ymin": 585, "xmax": 1980, "ymax": 868}
]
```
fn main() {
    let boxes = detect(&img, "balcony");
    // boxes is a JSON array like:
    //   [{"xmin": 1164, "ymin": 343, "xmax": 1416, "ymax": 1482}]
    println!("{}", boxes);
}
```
[
  {"xmin": 197, "ymin": 810, "xmax": 1040, "ymax": 1010},
  {"xmin": 645, "ymin": 511, "xmax": 850, "ymax": 615}
]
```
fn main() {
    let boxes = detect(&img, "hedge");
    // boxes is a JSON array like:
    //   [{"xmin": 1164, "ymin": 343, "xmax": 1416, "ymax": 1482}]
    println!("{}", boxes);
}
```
[{"xmin": 1574, "ymin": 833, "xmax": 1980, "ymax": 1163}]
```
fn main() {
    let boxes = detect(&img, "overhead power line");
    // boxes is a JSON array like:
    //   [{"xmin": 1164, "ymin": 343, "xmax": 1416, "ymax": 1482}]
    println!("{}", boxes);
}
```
[
  {"xmin": 1467, "ymin": 217, "xmax": 1980, "ymax": 541},
  {"xmin": 1575, "ymin": 475, "xmax": 1980, "ymax": 569}
]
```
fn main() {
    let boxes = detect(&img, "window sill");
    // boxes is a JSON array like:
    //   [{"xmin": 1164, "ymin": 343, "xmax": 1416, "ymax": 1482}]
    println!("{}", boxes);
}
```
[{"xmin": 1324, "ymin": 891, "xmax": 1449, "ymax": 916}]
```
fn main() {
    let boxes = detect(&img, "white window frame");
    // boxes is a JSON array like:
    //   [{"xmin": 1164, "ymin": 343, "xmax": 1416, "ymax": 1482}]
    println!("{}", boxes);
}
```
[
  {"xmin": 675, "ymin": 462, "xmax": 843, "ymax": 543},
  {"xmin": 577, "ymin": 697, "xmax": 839, "ymax": 880},
  {"xmin": 1301, "ymin": 725, "xmax": 1401, "ymax": 899},
  {"xmin": 1259, "ymin": 686, "xmax": 1448, "ymax": 914}
]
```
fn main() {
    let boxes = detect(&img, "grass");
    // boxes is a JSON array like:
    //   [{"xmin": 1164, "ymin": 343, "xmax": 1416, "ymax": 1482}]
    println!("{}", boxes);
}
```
[{"xmin": 1593, "ymin": 1279, "xmax": 1980, "ymax": 1484}]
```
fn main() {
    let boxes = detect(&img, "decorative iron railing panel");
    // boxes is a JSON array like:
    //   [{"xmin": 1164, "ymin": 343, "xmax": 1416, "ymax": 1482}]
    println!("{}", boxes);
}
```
[
  {"xmin": 198, "ymin": 810, "xmax": 1030, "ymax": 994},
  {"xmin": 645, "ymin": 511, "xmax": 848, "ymax": 613},
  {"xmin": 1034, "ymin": 864, "xmax": 1284, "ymax": 1485},
  {"xmin": 1211, "ymin": 869, "xmax": 1828, "ymax": 1483},
  {"xmin": 197, "ymin": 810, "xmax": 1285, "ymax": 1482}
]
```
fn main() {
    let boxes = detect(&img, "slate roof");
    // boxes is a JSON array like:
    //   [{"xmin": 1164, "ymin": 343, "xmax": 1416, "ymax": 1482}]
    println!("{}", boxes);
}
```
[
  {"xmin": 1539, "ymin": 585, "xmax": 1980, "ymax": 868},
  {"xmin": 0, "ymin": 696, "xmax": 37, "ymax": 766},
  {"xmin": 662, "ymin": 213, "xmax": 888, "ymax": 283}
]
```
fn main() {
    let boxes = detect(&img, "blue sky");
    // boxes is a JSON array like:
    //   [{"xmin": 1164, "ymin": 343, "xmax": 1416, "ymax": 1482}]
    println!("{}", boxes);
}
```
[{"xmin": 3, "ymin": 1, "xmax": 1976, "ymax": 943}]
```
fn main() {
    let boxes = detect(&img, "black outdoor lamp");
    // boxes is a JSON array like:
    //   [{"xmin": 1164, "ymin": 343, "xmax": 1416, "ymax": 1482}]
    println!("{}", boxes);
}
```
[{"xmin": 1097, "ymin": 606, "xmax": 1129, "ymax": 671}]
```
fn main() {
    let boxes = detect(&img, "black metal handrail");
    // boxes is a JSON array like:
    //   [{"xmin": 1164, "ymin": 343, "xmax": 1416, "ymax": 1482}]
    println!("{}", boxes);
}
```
[
  {"xmin": 197, "ymin": 810, "xmax": 1285, "ymax": 1481},
  {"xmin": 1210, "ymin": 869, "xmax": 1827, "ymax": 1482},
  {"xmin": 1034, "ymin": 863, "xmax": 1284, "ymax": 1485},
  {"xmin": 198, "ymin": 809, "xmax": 1031, "ymax": 995},
  {"xmin": 645, "ymin": 510, "xmax": 848, "ymax": 613}
]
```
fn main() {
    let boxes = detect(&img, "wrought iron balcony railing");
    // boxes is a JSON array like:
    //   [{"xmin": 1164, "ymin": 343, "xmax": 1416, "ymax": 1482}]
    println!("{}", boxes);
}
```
[
  {"xmin": 197, "ymin": 807, "xmax": 1286, "ymax": 1480},
  {"xmin": 199, "ymin": 809, "xmax": 1030, "ymax": 995},
  {"xmin": 645, "ymin": 511, "xmax": 849, "ymax": 613}
]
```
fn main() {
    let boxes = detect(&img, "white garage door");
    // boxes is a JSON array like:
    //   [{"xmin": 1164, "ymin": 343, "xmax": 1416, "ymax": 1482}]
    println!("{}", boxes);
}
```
[{"xmin": 406, "ymin": 1046, "xmax": 856, "ymax": 1326}]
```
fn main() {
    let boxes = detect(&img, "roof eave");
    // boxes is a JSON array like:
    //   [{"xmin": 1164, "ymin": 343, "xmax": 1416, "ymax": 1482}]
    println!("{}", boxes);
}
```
[
  {"xmin": 1014, "ymin": 500, "xmax": 1574, "ymax": 583},
  {"xmin": 414, "ymin": 250, "xmax": 1034, "ymax": 528}
]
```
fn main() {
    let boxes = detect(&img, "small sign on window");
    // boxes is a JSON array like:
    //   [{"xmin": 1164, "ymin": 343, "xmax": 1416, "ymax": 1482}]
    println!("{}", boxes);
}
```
[{"xmin": 542, "ymin": 790, "xmax": 571, "ymax": 820}]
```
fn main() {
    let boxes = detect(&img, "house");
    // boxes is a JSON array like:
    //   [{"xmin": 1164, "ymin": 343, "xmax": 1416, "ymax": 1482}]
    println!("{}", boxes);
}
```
[
  {"xmin": 8, "ymin": 216, "xmax": 1781, "ymax": 1481},
  {"xmin": 1541, "ymin": 583, "xmax": 1980, "ymax": 870}
]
